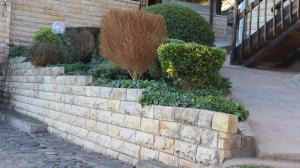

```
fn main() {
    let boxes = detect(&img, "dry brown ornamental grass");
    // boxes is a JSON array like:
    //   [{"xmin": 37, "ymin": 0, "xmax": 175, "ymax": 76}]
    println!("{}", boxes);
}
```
[{"xmin": 100, "ymin": 9, "xmax": 167, "ymax": 80}]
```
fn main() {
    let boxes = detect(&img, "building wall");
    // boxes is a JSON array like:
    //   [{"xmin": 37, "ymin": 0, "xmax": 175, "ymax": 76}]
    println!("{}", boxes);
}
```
[
  {"xmin": 9, "ymin": 0, "xmax": 140, "ymax": 46},
  {"xmin": 0, "ymin": 1, "xmax": 11, "ymax": 61},
  {"xmin": 0, "ymin": 57, "xmax": 243, "ymax": 167}
]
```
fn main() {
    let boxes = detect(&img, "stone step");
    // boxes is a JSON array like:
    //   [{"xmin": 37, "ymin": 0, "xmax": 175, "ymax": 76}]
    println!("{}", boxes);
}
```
[
  {"xmin": 222, "ymin": 158, "xmax": 300, "ymax": 168},
  {"xmin": 256, "ymin": 149, "xmax": 300, "ymax": 163},
  {"xmin": 0, "ymin": 110, "xmax": 47, "ymax": 133}
]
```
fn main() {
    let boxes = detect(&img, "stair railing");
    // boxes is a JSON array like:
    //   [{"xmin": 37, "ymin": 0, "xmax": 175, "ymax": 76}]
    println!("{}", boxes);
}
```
[{"xmin": 230, "ymin": 0, "xmax": 300, "ymax": 65}]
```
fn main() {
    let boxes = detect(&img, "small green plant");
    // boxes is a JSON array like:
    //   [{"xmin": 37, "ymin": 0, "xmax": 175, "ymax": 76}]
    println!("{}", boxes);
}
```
[
  {"xmin": 145, "ymin": 3, "xmax": 215, "ymax": 46},
  {"xmin": 158, "ymin": 42, "xmax": 227, "ymax": 89},
  {"xmin": 8, "ymin": 44, "xmax": 27, "ymax": 57},
  {"xmin": 32, "ymin": 28, "xmax": 64, "ymax": 44}
]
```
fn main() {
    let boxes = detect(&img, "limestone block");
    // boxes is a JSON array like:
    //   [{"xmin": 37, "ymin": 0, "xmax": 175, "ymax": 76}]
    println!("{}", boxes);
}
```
[
  {"xmin": 87, "ymin": 131, "xmax": 100, "ymax": 144},
  {"xmin": 107, "ymin": 100, "xmax": 121, "ymax": 112},
  {"xmin": 115, "ymin": 127, "xmax": 133, "ymax": 143},
  {"xmin": 89, "ymin": 109, "xmax": 98, "ymax": 120},
  {"xmin": 180, "ymin": 125, "xmax": 202, "ymax": 144},
  {"xmin": 201, "ymin": 129, "xmax": 218, "ymax": 148},
  {"xmin": 83, "ymin": 140, "xmax": 106, "ymax": 155},
  {"xmin": 154, "ymin": 136, "xmax": 175, "ymax": 154},
  {"xmin": 159, "ymin": 121, "xmax": 180, "ymax": 138},
  {"xmin": 100, "ymin": 87, "xmax": 112, "ymax": 99},
  {"xmin": 111, "ymin": 138, "xmax": 140, "ymax": 158},
  {"xmin": 174, "ymin": 140, "xmax": 197, "ymax": 161},
  {"xmin": 140, "ymin": 147, "xmax": 159, "ymax": 160},
  {"xmin": 120, "ymin": 101, "xmax": 138, "ymax": 115},
  {"xmin": 198, "ymin": 110, "xmax": 214, "ymax": 128},
  {"xmin": 212, "ymin": 112, "xmax": 238, "ymax": 134},
  {"xmin": 174, "ymin": 107, "xmax": 199, "ymax": 125},
  {"xmin": 159, "ymin": 152, "xmax": 178, "ymax": 167},
  {"xmin": 64, "ymin": 94, "xmax": 78, "ymax": 105},
  {"xmin": 95, "ymin": 122, "xmax": 108, "ymax": 135},
  {"xmin": 92, "ymin": 98, "xmax": 108, "ymax": 110},
  {"xmin": 137, "ymin": 105, "xmax": 154, "ymax": 118},
  {"xmin": 86, "ymin": 86, "xmax": 101, "ymax": 97},
  {"xmin": 126, "ymin": 89, "xmax": 143, "ymax": 101},
  {"xmin": 178, "ymin": 159, "xmax": 199, "ymax": 168},
  {"xmin": 154, "ymin": 105, "xmax": 174, "ymax": 121},
  {"xmin": 96, "ymin": 110, "xmax": 112, "ymax": 123},
  {"xmin": 111, "ymin": 113, "xmax": 126, "ymax": 126},
  {"xmin": 219, "ymin": 150, "xmax": 232, "ymax": 163},
  {"xmin": 141, "ymin": 118, "xmax": 159, "ymax": 134},
  {"xmin": 110, "ymin": 88, "xmax": 126, "ymax": 100},
  {"xmin": 118, "ymin": 153, "xmax": 134, "ymax": 164},
  {"xmin": 125, "ymin": 115, "xmax": 141, "ymax": 129},
  {"xmin": 96, "ymin": 134, "xmax": 112, "ymax": 148},
  {"xmin": 85, "ymin": 119, "xmax": 97, "ymax": 131},
  {"xmin": 196, "ymin": 146, "xmax": 218, "ymax": 165},
  {"xmin": 135, "ymin": 131, "xmax": 154, "ymax": 148}
]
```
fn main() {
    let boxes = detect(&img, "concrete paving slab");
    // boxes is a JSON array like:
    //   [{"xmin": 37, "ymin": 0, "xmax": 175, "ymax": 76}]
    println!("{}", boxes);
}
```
[{"xmin": 221, "ymin": 66, "xmax": 300, "ymax": 161}]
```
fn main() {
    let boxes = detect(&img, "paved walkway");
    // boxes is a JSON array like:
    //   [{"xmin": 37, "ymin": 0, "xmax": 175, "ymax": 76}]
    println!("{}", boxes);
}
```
[
  {"xmin": 222, "ymin": 66, "xmax": 300, "ymax": 161},
  {"xmin": 0, "ymin": 122, "xmax": 132, "ymax": 168}
]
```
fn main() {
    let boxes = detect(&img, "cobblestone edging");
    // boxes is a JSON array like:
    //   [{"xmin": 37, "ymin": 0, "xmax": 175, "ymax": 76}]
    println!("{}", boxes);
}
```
[{"xmin": 0, "ymin": 58, "xmax": 243, "ymax": 167}]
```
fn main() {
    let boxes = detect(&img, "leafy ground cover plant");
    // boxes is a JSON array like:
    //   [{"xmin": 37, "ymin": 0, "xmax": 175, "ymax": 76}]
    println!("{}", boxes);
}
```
[
  {"xmin": 90, "ymin": 79, "xmax": 249, "ymax": 121},
  {"xmin": 8, "ymin": 44, "xmax": 28, "ymax": 58}
]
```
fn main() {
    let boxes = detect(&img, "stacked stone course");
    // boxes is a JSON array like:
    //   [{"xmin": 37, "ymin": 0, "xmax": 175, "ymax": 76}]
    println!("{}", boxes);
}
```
[{"xmin": 0, "ymin": 58, "xmax": 243, "ymax": 167}]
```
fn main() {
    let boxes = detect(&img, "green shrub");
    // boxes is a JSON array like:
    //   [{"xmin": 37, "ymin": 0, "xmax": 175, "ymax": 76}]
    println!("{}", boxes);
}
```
[
  {"xmin": 33, "ymin": 28, "xmax": 65, "ymax": 44},
  {"xmin": 30, "ymin": 28, "xmax": 70, "ymax": 65},
  {"xmin": 158, "ymin": 42, "xmax": 226, "ymax": 89},
  {"xmin": 164, "ymin": 38, "xmax": 186, "ymax": 44},
  {"xmin": 8, "ymin": 44, "xmax": 27, "ymax": 57},
  {"xmin": 145, "ymin": 3, "xmax": 215, "ymax": 46}
]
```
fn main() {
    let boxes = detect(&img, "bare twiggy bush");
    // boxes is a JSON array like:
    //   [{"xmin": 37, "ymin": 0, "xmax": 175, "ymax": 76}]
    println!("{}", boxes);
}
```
[
  {"xmin": 100, "ymin": 9, "xmax": 167, "ymax": 80},
  {"xmin": 28, "ymin": 42, "xmax": 65, "ymax": 67},
  {"xmin": 67, "ymin": 29, "xmax": 95, "ymax": 63}
]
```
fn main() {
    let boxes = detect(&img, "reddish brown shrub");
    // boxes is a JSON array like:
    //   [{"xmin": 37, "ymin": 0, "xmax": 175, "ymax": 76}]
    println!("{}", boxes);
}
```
[
  {"xmin": 100, "ymin": 9, "xmax": 167, "ymax": 80},
  {"xmin": 28, "ymin": 42, "xmax": 65, "ymax": 67}
]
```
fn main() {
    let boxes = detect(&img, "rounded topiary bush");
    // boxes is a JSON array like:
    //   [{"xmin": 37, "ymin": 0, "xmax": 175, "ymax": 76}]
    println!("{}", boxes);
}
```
[
  {"xmin": 158, "ymin": 42, "xmax": 226, "ymax": 89},
  {"xmin": 145, "ymin": 3, "xmax": 215, "ymax": 46}
]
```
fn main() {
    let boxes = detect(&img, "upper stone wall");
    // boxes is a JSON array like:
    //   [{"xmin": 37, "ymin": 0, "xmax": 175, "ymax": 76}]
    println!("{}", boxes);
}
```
[{"xmin": 9, "ymin": 0, "xmax": 139, "ymax": 46}]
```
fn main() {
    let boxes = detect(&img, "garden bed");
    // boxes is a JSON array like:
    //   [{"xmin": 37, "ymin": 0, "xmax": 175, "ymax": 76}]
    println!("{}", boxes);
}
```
[{"xmin": 0, "ymin": 58, "xmax": 251, "ymax": 167}]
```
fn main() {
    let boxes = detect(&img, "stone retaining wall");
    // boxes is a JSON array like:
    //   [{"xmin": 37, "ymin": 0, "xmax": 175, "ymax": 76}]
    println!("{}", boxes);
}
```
[{"xmin": 0, "ymin": 58, "xmax": 245, "ymax": 167}]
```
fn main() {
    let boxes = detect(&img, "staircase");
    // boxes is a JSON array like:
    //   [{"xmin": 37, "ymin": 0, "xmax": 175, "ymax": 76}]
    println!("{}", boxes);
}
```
[{"xmin": 231, "ymin": 0, "xmax": 300, "ymax": 67}]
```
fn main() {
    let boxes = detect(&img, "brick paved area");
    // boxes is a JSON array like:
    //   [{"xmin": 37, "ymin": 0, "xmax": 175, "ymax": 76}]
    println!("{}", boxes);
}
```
[{"xmin": 0, "ymin": 122, "xmax": 133, "ymax": 168}]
